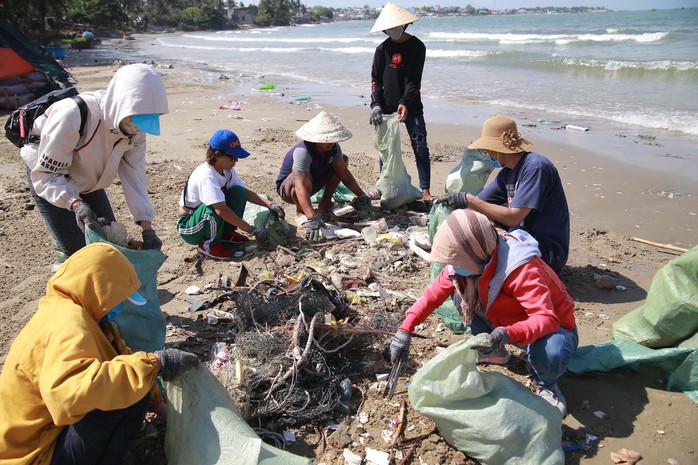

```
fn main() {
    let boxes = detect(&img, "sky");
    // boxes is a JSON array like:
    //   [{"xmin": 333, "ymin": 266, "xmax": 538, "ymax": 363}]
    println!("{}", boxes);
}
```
[{"xmin": 300, "ymin": 0, "xmax": 698, "ymax": 10}]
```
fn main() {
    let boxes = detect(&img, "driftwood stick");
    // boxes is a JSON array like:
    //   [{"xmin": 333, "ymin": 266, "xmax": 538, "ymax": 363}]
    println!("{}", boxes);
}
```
[
  {"xmin": 390, "ymin": 399, "xmax": 408, "ymax": 449},
  {"xmin": 630, "ymin": 236, "xmax": 689, "ymax": 253}
]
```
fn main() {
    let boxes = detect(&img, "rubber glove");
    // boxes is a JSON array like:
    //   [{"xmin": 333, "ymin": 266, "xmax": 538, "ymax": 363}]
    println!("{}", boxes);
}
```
[
  {"xmin": 354, "ymin": 193, "xmax": 371, "ymax": 210},
  {"xmin": 305, "ymin": 216, "xmax": 327, "ymax": 242},
  {"xmin": 268, "ymin": 201, "xmax": 286, "ymax": 220},
  {"xmin": 369, "ymin": 106, "xmax": 383, "ymax": 126},
  {"xmin": 154, "ymin": 349, "xmax": 200, "ymax": 381},
  {"xmin": 142, "ymin": 229, "xmax": 163, "ymax": 250},
  {"xmin": 251, "ymin": 226, "xmax": 268, "ymax": 242},
  {"xmin": 74, "ymin": 202, "xmax": 97, "ymax": 232},
  {"xmin": 435, "ymin": 191, "xmax": 468, "ymax": 210},
  {"xmin": 390, "ymin": 329, "xmax": 411, "ymax": 364}
]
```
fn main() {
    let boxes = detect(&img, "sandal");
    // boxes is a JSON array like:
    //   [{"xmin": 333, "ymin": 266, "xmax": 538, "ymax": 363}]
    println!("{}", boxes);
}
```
[
  {"xmin": 295, "ymin": 214, "xmax": 309, "ymax": 226},
  {"xmin": 366, "ymin": 188, "xmax": 381, "ymax": 201}
]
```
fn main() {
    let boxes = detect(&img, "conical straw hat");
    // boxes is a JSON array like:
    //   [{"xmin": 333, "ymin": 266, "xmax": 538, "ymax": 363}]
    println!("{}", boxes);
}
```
[
  {"xmin": 370, "ymin": 2, "xmax": 419, "ymax": 34},
  {"xmin": 295, "ymin": 111, "xmax": 353, "ymax": 143}
]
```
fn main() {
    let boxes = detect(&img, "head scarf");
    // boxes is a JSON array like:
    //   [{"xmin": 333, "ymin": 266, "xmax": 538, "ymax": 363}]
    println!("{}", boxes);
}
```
[{"xmin": 430, "ymin": 210, "xmax": 499, "ymax": 324}]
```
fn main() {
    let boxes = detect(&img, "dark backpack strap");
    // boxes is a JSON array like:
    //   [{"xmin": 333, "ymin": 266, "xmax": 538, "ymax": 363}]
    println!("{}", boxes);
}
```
[
  {"xmin": 182, "ymin": 175, "xmax": 193, "ymax": 211},
  {"xmin": 71, "ymin": 96, "xmax": 88, "ymax": 140}
]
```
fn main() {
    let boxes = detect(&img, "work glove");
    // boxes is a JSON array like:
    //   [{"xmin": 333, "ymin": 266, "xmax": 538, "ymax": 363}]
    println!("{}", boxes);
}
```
[
  {"xmin": 435, "ymin": 191, "xmax": 468, "ymax": 210},
  {"xmin": 154, "ymin": 349, "xmax": 200, "ymax": 381},
  {"xmin": 354, "ymin": 193, "xmax": 371, "ymax": 210},
  {"xmin": 305, "ymin": 216, "xmax": 327, "ymax": 242},
  {"xmin": 470, "ymin": 327, "xmax": 509, "ymax": 354},
  {"xmin": 74, "ymin": 202, "xmax": 97, "ymax": 233},
  {"xmin": 369, "ymin": 106, "xmax": 383, "ymax": 126},
  {"xmin": 390, "ymin": 329, "xmax": 412, "ymax": 364},
  {"xmin": 142, "ymin": 229, "xmax": 163, "ymax": 250},
  {"xmin": 268, "ymin": 202, "xmax": 286, "ymax": 220},
  {"xmin": 251, "ymin": 226, "xmax": 268, "ymax": 242}
]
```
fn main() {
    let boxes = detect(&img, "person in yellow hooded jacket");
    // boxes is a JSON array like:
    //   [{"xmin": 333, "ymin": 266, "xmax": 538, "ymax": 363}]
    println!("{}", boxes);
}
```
[{"xmin": 0, "ymin": 242, "xmax": 198, "ymax": 465}]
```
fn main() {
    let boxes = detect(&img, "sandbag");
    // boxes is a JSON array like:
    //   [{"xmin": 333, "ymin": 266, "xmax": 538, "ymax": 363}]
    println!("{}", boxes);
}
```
[
  {"xmin": 164, "ymin": 365, "xmax": 311, "ymax": 465},
  {"xmin": 445, "ymin": 148, "xmax": 494, "ymax": 195},
  {"xmin": 374, "ymin": 113, "xmax": 421, "ymax": 210},
  {"xmin": 613, "ymin": 245, "xmax": 698, "ymax": 348},
  {"xmin": 85, "ymin": 225, "xmax": 167, "ymax": 353},
  {"xmin": 409, "ymin": 334, "xmax": 564, "ymax": 465}
]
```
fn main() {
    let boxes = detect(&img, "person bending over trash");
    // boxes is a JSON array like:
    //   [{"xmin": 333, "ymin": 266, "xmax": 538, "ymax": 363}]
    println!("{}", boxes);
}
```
[
  {"xmin": 369, "ymin": 2, "xmax": 432, "ymax": 202},
  {"xmin": 0, "ymin": 243, "xmax": 199, "ymax": 465},
  {"xmin": 437, "ymin": 115, "xmax": 570, "ymax": 274},
  {"xmin": 389, "ymin": 209, "xmax": 578, "ymax": 416},
  {"xmin": 177, "ymin": 129, "xmax": 285, "ymax": 260},
  {"xmin": 276, "ymin": 111, "xmax": 371, "ymax": 242},
  {"xmin": 20, "ymin": 64, "xmax": 169, "ymax": 270}
]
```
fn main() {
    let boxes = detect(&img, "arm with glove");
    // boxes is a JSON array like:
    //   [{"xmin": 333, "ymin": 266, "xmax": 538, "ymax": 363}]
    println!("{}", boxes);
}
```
[{"xmin": 153, "ymin": 348, "xmax": 200, "ymax": 381}]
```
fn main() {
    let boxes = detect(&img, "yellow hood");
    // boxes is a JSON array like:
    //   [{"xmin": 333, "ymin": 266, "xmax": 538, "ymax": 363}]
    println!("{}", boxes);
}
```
[{"xmin": 47, "ymin": 242, "xmax": 142, "ymax": 321}]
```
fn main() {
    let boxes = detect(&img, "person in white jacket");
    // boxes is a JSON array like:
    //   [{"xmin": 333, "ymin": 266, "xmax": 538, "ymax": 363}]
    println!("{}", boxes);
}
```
[{"xmin": 20, "ymin": 64, "xmax": 169, "ymax": 268}]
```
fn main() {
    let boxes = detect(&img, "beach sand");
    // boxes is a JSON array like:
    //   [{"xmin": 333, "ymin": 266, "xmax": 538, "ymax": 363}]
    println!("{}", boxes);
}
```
[{"xmin": 0, "ymin": 40, "xmax": 696, "ymax": 464}]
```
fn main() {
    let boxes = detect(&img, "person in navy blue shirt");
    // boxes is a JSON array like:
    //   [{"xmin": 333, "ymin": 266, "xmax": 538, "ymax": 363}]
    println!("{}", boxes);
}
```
[{"xmin": 437, "ymin": 115, "xmax": 570, "ymax": 274}]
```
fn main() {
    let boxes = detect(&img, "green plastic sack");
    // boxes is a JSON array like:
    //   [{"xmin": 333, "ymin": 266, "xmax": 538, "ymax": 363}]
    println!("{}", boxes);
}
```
[
  {"xmin": 85, "ymin": 225, "xmax": 167, "ymax": 353},
  {"xmin": 444, "ymin": 149, "xmax": 493, "ymax": 196},
  {"xmin": 310, "ymin": 182, "xmax": 355, "ymax": 203},
  {"xmin": 568, "ymin": 339, "xmax": 698, "ymax": 403},
  {"xmin": 374, "ymin": 113, "xmax": 421, "ymax": 210},
  {"xmin": 243, "ymin": 194, "xmax": 291, "ymax": 241},
  {"xmin": 428, "ymin": 203, "xmax": 465, "ymax": 333},
  {"xmin": 409, "ymin": 334, "xmax": 564, "ymax": 465},
  {"xmin": 613, "ymin": 245, "xmax": 698, "ymax": 348},
  {"xmin": 164, "ymin": 365, "xmax": 311, "ymax": 465}
]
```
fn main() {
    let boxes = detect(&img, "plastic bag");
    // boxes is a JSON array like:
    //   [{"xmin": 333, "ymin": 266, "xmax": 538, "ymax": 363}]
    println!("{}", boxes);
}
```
[
  {"xmin": 85, "ymin": 224, "xmax": 167, "ymax": 353},
  {"xmin": 613, "ymin": 245, "xmax": 698, "ymax": 348},
  {"xmin": 243, "ymin": 194, "xmax": 290, "ymax": 234},
  {"xmin": 164, "ymin": 365, "xmax": 311, "ymax": 465},
  {"xmin": 310, "ymin": 182, "xmax": 355, "ymax": 203},
  {"xmin": 568, "ymin": 340, "xmax": 698, "ymax": 403},
  {"xmin": 409, "ymin": 334, "xmax": 564, "ymax": 465},
  {"xmin": 374, "ymin": 113, "xmax": 421, "ymax": 210},
  {"xmin": 444, "ymin": 149, "xmax": 494, "ymax": 195}
]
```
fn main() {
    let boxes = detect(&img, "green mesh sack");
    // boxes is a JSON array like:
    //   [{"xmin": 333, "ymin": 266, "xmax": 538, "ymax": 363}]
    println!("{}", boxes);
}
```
[
  {"xmin": 85, "ymin": 224, "xmax": 167, "ymax": 353},
  {"xmin": 310, "ymin": 182, "xmax": 355, "ymax": 203},
  {"xmin": 428, "ymin": 203, "xmax": 465, "ymax": 333},
  {"xmin": 613, "ymin": 245, "xmax": 698, "ymax": 348}
]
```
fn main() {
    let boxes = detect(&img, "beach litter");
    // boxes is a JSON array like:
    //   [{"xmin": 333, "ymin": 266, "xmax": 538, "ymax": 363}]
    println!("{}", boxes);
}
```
[
  {"xmin": 218, "ymin": 100, "xmax": 243, "ymax": 111},
  {"xmin": 565, "ymin": 124, "xmax": 591, "ymax": 131},
  {"xmin": 537, "ymin": 119, "xmax": 562, "ymax": 125}
]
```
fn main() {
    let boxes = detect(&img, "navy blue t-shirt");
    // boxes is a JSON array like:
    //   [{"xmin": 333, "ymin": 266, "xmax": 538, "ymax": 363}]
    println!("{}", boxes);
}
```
[{"xmin": 478, "ymin": 152, "xmax": 570, "ymax": 273}]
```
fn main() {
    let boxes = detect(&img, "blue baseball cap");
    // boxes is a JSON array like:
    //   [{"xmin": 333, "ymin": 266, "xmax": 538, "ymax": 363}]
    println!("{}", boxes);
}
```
[
  {"xmin": 209, "ymin": 129, "xmax": 250, "ymax": 159},
  {"xmin": 131, "ymin": 114, "xmax": 161, "ymax": 136}
]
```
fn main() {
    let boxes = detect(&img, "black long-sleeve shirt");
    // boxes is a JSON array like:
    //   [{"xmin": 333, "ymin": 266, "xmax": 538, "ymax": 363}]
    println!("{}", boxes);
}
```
[{"xmin": 370, "ymin": 35, "xmax": 426, "ymax": 116}]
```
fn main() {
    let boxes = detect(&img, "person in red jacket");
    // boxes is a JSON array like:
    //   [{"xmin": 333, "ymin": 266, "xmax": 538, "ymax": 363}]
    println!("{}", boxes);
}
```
[{"xmin": 389, "ymin": 209, "xmax": 578, "ymax": 415}]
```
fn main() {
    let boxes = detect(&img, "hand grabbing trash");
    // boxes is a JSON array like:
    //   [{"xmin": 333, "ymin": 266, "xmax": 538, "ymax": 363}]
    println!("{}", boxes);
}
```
[
  {"xmin": 434, "ymin": 191, "xmax": 468, "ymax": 210},
  {"xmin": 268, "ymin": 201, "xmax": 286, "ymax": 220},
  {"xmin": 390, "ymin": 329, "xmax": 411, "ymax": 364},
  {"xmin": 154, "ymin": 349, "xmax": 200, "ymax": 381},
  {"xmin": 251, "ymin": 226, "xmax": 268, "ymax": 242},
  {"xmin": 305, "ymin": 216, "xmax": 327, "ymax": 242},
  {"xmin": 141, "ymin": 229, "xmax": 162, "ymax": 250},
  {"xmin": 354, "ymin": 193, "xmax": 372, "ymax": 210},
  {"xmin": 74, "ymin": 201, "xmax": 97, "ymax": 232},
  {"xmin": 469, "ymin": 327, "xmax": 509, "ymax": 354}
]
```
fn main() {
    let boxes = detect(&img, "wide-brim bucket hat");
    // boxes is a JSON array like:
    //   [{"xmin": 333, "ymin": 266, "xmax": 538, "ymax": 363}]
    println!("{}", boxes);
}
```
[
  {"xmin": 370, "ymin": 2, "xmax": 419, "ymax": 34},
  {"xmin": 467, "ymin": 115, "xmax": 532, "ymax": 154},
  {"xmin": 296, "ymin": 111, "xmax": 352, "ymax": 143}
]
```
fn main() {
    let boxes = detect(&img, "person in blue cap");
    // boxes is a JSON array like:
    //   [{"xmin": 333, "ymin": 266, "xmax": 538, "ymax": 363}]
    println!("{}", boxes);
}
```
[
  {"xmin": 20, "ymin": 64, "xmax": 169, "ymax": 270},
  {"xmin": 0, "ymin": 243, "xmax": 199, "ymax": 464},
  {"xmin": 177, "ymin": 129, "xmax": 286, "ymax": 260}
]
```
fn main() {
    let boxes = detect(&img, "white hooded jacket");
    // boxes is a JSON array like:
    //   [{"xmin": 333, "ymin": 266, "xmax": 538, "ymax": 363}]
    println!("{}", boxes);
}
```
[{"xmin": 20, "ymin": 64, "xmax": 169, "ymax": 223}]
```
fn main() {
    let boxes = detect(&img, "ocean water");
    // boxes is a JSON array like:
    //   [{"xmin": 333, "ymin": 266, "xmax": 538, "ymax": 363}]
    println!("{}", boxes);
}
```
[{"xmin": 132, "ymin": 8, "xmax": 698, "ymax": 139}]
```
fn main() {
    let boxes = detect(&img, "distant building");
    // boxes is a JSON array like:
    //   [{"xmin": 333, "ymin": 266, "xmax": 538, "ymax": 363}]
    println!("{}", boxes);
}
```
[{"xmin": 227, "ymin": 6, "xmax": 257, "ymax": 26}]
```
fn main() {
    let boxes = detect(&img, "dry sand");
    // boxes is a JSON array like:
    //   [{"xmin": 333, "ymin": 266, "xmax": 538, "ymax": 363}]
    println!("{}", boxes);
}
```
[{"xmin": 0, "ymin": 41, "xmax": 696, "ymax": 465}]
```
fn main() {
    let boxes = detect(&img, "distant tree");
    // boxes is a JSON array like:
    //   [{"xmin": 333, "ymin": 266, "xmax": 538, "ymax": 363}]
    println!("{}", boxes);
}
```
[{"xmin": 255, "ymin": 0, "xmax": 300, "ymax": 26}]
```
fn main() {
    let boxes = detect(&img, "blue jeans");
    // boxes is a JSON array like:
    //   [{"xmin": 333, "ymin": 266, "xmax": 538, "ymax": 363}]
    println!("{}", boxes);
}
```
[
  {"xmin": 50, "ymin": 395, "xmax": 149, "ymax": 465},
  {"xmin": 26, "ymin": 166, "xmax": 115, "ymax": 265},
  {"xmin": 378, "ymin": 114, "xmax": 431, "ymax": 190},
  {"xmin": 469, "ymin": 313, "xmax": 579, "ymax": 386}
]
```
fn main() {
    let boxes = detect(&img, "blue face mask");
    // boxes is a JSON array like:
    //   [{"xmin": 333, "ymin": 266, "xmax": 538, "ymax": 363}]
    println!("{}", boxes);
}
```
[
  {"xmin": 479, "ymin": 149, "xmax": 502, "ymax": 169},
  {"xmin": 453, "ymin": 266, "xmax": 473, "ymax": 277}
]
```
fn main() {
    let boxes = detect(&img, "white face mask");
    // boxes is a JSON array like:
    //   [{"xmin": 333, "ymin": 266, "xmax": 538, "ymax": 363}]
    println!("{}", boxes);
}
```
[
  {"xmin": 385, "ymin": 26, "xmax": 404, "ymax": 41},
  {"xmin": 119, "ymin": 116, "xmax": 140, "ymax": 137}
]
